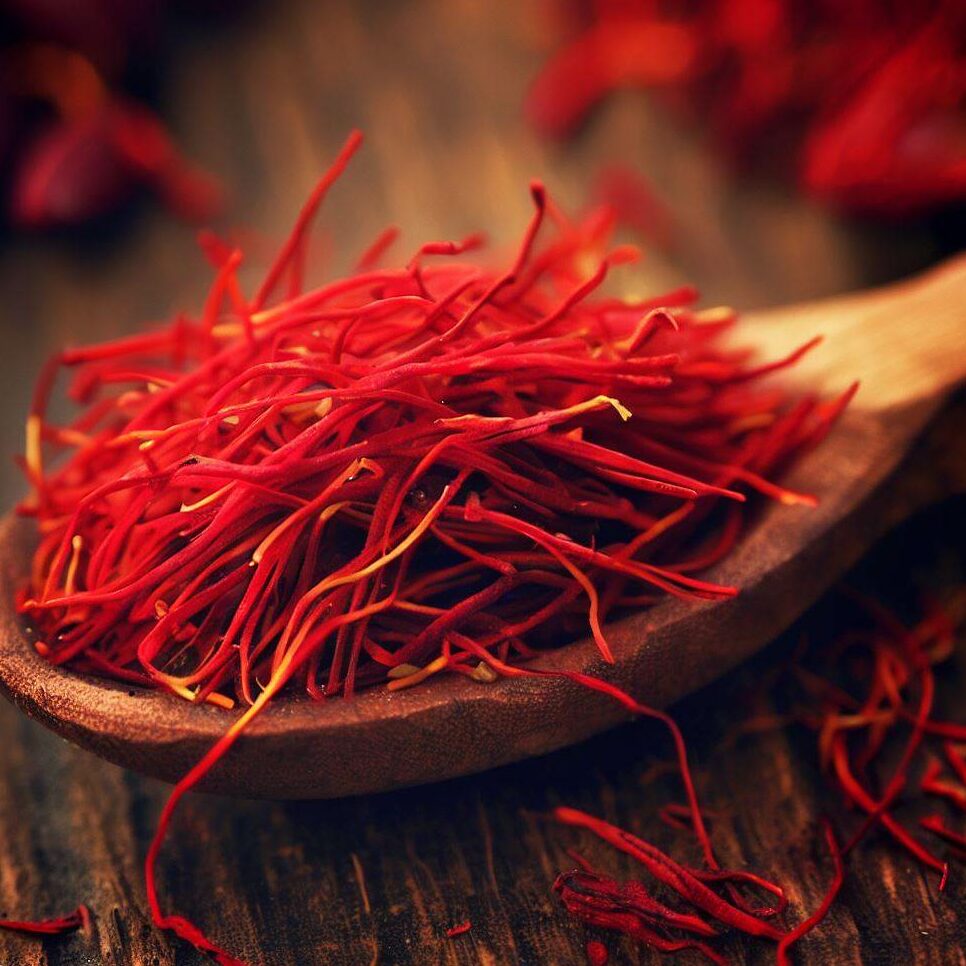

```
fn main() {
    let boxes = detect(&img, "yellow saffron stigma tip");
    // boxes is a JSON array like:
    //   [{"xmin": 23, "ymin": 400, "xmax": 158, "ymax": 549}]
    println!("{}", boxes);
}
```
[
  {"xmin": 167, "ymin": 682, "xmax": 235, "ymax": 709},
  {"xmin": 386, "ymin": 663, "xmax": 420, "ymax": 680},
  {"xmin": 591, "ymin": 395, "xmax": 632, "ymax": 421},
  {"xmin": 386, "ymin": 655, "xmax": 448, "ymax": 691},
  {"xmin": 206, "ymin": 693, "xmax": 236, "ymax": 710},
  {"xmin": 25, "ymin": 414, "xmax": 42, "ymax": 476},
  {"xmin": 779, "ymin": 490, "xmax": 819, "ymax": 507},
  {"xmin": 470, "ymin": 662, "xmax": 498, "ymax": 683}
]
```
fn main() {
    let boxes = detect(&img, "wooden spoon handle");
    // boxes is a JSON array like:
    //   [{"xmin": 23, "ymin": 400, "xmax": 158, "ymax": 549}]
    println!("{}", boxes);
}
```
[{"xmin": 744, "ymin": 254, "xmax": 966, "ymax": 410}]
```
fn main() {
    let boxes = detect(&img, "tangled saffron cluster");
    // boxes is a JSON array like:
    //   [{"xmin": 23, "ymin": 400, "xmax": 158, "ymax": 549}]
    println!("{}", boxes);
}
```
[
  {"xmin": 17, "ymin": 132, "xmax": 851, "ymax": 962},
  {"xmin": 19, "ymin": 131, "xmax": 847, "ymax": 708}
]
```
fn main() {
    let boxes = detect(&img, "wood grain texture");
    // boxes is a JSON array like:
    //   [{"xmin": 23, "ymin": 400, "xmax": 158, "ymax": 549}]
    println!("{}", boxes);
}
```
[{"xmin": 0, "ymin": 0, "xmax": 963, "ymax": 962}]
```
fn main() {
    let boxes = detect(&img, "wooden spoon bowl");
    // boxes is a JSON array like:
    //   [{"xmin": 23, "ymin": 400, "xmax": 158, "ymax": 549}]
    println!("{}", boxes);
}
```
[{"xmin": 0, "ymin": 259, "xmax": 964, "ymax": 799}]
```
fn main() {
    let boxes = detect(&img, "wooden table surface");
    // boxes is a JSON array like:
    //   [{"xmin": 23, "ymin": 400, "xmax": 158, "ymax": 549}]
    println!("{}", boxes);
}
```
[{"xmin": 0, "ymin": 2, "xmax": 963, "ymax": 963}]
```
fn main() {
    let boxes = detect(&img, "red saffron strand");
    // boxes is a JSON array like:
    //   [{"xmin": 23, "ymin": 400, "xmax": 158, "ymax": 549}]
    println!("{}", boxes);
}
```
[
  {"xmin": 253, "ymin": 130, "xmax": 364, "ymax": 310},
  {"xmin": 553, "ymin": 807, "xmax": 783, "ymax": 940},
  {"xmin": 0, "ymin": 905, "xmax": 90, "ymax": 936},
  {"xmin": 842, "ymin": 657, "xmax": 936, "ymax": 860},
  {"xmin": 775, "ymin": 823, "xmax": 844, "ymax": 966}
]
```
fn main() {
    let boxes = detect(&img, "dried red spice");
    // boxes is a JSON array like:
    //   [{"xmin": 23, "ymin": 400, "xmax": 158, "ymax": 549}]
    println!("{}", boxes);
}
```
[
  {"xmin": 555, "ymin": 868, "xmax": 725, "ymax": 965},
  {"xmin": 20, "ymin": 131, "xmax": 847, "ymax": 962},
  {"xmin": 786, "ymin": 594, "xmax": 964, "ymax": 880},
  {"xmin": 586, "ymin": 938, "xmax": 609, "ymax": 965},
  {"xmin": 0, "ymin": 904, "xmax": 90, "ymax": 936},
  {"xmin": 528, "ymin": 0, "xmax": 966, "ymax": 216},
  {"xmin": 552, "ymin": 806, "xmax": 844, "ymax": 965},
  {"xmin": 445, "ymin": 920, "xmax": 472, "ymax": 937},
  {"xmin": 551, "ymin": 593, "xmax": 966, "ymax": 963}
]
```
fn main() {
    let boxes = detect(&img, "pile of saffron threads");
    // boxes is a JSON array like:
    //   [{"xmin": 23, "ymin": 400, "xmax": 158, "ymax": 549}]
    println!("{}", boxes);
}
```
[
  {"xmin": 551, "ymin": 592, "xmax": 966, "ymax": 964},
  {"xmin": 17, "ymin": 131, "xmax": 852, "ymax": 964},
  {"xmin": 527, "ymin": 0, "xmax": 966, "ymax": 216}
]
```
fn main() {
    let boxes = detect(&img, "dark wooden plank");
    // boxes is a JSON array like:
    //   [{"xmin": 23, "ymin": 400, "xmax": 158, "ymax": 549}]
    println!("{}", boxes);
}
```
[{"xmin": 0, "ymin": 1, "xmax": 962, "ymax": 963}]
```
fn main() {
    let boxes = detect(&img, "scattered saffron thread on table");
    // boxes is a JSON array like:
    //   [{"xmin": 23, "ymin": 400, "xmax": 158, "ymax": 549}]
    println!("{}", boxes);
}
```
[
  {"xmin": 445, "ymin": 920, "xmax": 472, "ymax": 938},
  {"xmin": 0, "ymin": 904, "xmax": 90, "ymax": 937},
  {"xmin": 550, "ymin": 592, "xmax": 966, "ymax": 963},
  {"xmin": 798, "ymin": 591, "xmax": 964, "ymax": 876},
  {"xmin": 19, "ymin": 130, "xmax": 851, "ymax": 963},
  {"xmin": 586, "ymin": 937, "xmax": 609, "ymax": 965}
]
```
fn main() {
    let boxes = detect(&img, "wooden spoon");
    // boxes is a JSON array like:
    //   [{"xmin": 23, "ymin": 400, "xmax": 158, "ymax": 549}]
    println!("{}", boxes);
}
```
[{"xmin": 0, "ymin": 259, "xmax": 964, "ymax": 800}]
